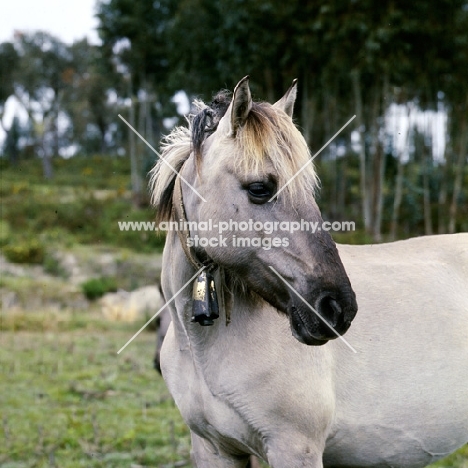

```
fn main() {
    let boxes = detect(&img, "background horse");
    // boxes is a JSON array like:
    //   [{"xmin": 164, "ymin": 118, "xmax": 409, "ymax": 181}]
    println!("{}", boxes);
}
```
[{"xmin": 150, "ymin": 76, "xmax": 468, "ymax": 467}]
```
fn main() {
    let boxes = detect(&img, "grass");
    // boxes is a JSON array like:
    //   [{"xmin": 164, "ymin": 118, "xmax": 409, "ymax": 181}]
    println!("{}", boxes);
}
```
[
  {"xmin": 0, "ymin": 156, "xmax": 166, "ymax": 254},
  {"xmin": 0, "ymin": 312, "xmax": 466, "ymax": 467},
  {"xmin": 0, "ymin": 327, "xmax": 192, "ymax": 467},
  {"xmin": 436, "ymin": 450, "xmax": 468, "ymax": 468},
  {"xmin": 0, "ymin": 275, "xmax": 83, "ymax": 312}
]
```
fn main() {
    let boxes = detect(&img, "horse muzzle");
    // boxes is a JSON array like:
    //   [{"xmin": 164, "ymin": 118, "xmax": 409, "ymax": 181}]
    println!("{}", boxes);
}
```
[{"xmin": 288, "ymin": 292, "xmax": 357, "ymax": 345}]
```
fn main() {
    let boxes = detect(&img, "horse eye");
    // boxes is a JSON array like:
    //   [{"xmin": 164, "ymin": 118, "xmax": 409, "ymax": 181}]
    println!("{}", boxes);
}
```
[{"xmin": 248, "ymin": 182, "xmax": 272, "ymax": 203}]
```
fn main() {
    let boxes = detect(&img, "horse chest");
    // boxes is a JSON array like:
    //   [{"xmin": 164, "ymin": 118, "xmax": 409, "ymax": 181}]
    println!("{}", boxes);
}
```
[
  {"xmin": 161, "ymin": 329, "xmax": 260, "ymax": 452},
  {"xmin": 164, "ymin": 324, "xmax": 339, "ymax": 459}
]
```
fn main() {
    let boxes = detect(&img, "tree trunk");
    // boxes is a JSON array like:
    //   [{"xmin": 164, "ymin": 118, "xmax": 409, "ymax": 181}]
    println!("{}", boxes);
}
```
[
  {"xmin": 372, "ymin": 74, "xmax": 389, "ymax": 242},
  {"xmin": 437, "ymin": 174, "xmax": 448, "ymax": 233},
  {"xmin": 437, "ymin": 158, "xmax": 448, "ymax": 234},
  {"xmin": 351, "ymin": 69, "xmax": 371, "ymax": 233},
  {"xmin": 41, "ymin": 111, "xmax": 54, "ymax": 179},
  {"xmin": 14, "ymin": 90, "xmax": 54, "ymax": 178},
  {"xmin": 448, "ymin": 113, "xmax": 467, "ymax": 233},
  {"xmin": 138, "ymin": 87, "xmax": 146, "ymax": 157},
  {"xmin": 390, "ymin": 155, "xmax": 404, "ymax": 240},
  {"xmin": 52, "ymin": 90, "xmax": 62, "ymax": 157},
  {"xmin": 301, "ymin": 70, "xmax": 315, "ymax": 147},
  {"xmin": 129, "ymin": 93, "xmax": 141, "ymax": 202},
  {"xmin": 338, "ymin": 153, "xmax": 347, "ymax": 219},
  {"xmin": 146, "ymin": 87, "xmax": 154, "ymax": 150},
  {"xmin": 330, "ymin": 88, "xmax": 339, "ymax": 220},
  {"xmin": 390, "ymin": 104, "xmax": 411, "ymax": 240},
  {"xmin": 41, "ymin": 128, "xmax": 54, "ymax": 179},
  {"xmin": 366, "ymin": 84, "xmax": 381, "ymax": 241},
  {"xmin": 422, "ymin": 143, "xmax": 433, "ymax": 235},
  {"xmin": 323, "ymin": 87, "xmax": 336, "ymax": 217},
  {"xmin": 372, "ymin": 141, "xmax": 385, "ymax": 241}
]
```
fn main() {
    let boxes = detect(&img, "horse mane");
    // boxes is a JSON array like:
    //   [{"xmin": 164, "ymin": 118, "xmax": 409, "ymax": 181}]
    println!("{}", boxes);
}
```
[
  {"xmin": 192, "ymin": 91, "xmax": 232, "ymax": 161},
  {"xmin": 150, "ymin": 90, "xmax": 318, "ymax": 222},
  {"xmin": 233, "ymin": 102, "xmax": 318, "ymax": 202},
  {"xmin": 149, "ymin": 91, "xmax": 231, "ymax": 222}
]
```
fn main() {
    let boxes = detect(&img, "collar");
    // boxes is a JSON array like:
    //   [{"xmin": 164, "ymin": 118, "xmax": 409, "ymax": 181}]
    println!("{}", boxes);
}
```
[
  {"xmin": 171, "ymin": 169, "xmax": 222, "ymax": 326},
  {"xmin": 171, "ymin": 171, "xmax": 216, "ymax": 272}
]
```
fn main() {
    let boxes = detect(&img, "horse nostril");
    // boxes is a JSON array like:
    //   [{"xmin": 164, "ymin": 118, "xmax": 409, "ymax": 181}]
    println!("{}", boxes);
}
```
[{"xmin": 316, "ymin": 296, "xmax": 342, "ymax": 328}]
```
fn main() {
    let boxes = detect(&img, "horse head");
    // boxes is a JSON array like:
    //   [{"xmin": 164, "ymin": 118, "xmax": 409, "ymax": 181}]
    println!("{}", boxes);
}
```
[{"xmin": 151, "ymin": 76, "xmax": 358, "ymax": 346}]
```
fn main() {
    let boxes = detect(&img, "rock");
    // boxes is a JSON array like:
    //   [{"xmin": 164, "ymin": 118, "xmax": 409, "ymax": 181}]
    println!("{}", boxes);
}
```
[
  {"xmin": 100, "ymin": 285, "xmax": 163, "ymax": 322},
  {"xmin": 100, "ymin": 290, "xmax": 130, "ymax": 321},
  {"xmin": 1, "ymin": 290, "xmax": 18, "ymax": 310},
  {"xmin": 96, "ymin": 253, "xmax": 117, "ymax": 277},
  {"xmin": 61, "ymin": 253, "xmax": 78, "ymax": 272}
]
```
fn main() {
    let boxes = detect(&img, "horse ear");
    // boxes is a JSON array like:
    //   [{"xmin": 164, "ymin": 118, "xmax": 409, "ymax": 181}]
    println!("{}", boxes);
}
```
[
  {"xmin": 230, "ymin": 75, "xmax": 252, "ymax": 136},
  {"xmin": 274, "ymin": 79, "xmax": 298, "ymax": 118}
]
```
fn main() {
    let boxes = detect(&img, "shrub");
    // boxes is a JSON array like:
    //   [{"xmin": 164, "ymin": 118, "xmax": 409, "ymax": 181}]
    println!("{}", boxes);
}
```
[
  {"xmin": 3, "ymin": 239, "xmax": 45, "ymax": 264},
  {"xmin": 81, "ymin": 276, "xmax": 118, "ymax": 300},
  {"xmin": 38, "ymin": 227, "xmax": 76, "ymax": 248},
  {"xmin": 43, "ymin": 253, "xmax": 69, "ymax": 278},
  {"xmin": 0, "ymin": 220, "xmax": 11, "ymax": 246}
]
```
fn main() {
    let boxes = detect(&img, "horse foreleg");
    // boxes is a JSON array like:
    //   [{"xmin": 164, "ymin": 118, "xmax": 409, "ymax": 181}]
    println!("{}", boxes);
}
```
[
  {"xmin": 153, "ymin": 308, "xmax": 172, "ymax": 374},
  {"xmin": 268, "ymin": 453, "xmax": 323, "ymax": 468},
  {"xmin": 191, "ymin": 432, "xmax": 251, "ymax": 468},
  {"xmin": 246, "ymin": 455, "xmax": 262, "ymax": 468},
  {"xmin": 266, "ymin": 440, "xmax": 324, "ymax": 468}
]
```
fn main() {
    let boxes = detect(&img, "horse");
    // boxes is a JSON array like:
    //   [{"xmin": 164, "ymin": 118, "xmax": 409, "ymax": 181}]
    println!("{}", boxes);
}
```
[{"xmin": 150, "ymin": 76, "xmax": 468, "ymax": 467}]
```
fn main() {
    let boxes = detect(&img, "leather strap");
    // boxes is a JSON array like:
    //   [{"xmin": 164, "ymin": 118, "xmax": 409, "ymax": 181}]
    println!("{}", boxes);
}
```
[
  {"xmin": 172, "ymin": 170, "xmax": 215, "ymax": 271},
  {"xmin": 171, "ymin": 164, "xmax": 229, "ymax": 324}
]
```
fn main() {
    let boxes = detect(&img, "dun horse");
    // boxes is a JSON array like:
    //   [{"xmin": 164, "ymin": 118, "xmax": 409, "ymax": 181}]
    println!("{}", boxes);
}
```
[{"xmin": 150, "ymin": 76, "xmax": 468, "ymax": 467}]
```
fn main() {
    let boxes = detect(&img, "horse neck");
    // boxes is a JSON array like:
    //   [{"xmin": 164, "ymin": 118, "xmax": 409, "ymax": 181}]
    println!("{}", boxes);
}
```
[
  {"xmin": 165, "ymin": 232, "xmax": 337, "ymax": 392},
  {"xmin": 164, "ymin": 231, "xmax": 257, "ymax": 365}
]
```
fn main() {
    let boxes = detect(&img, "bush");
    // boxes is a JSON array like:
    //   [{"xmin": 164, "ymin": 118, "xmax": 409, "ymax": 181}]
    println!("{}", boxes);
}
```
[
  {"xmin": 38, "ymin": 227, "xmax": 76, "ymax": 248},
  {"xmin": 0, "ymin": 220, "xmax": 11, "ymax": 246},
  {"xmin": 0, "ymin": 156, "xmax": 165, "ymax": 252},
  {"xmin": 81, "ymin": 276, "xmax": 118, "ymax": 300},
  {"xmin": 3, "ymin": 239, "xmax": 45, "ymax": 264},
  {"xmin": 43, "ymin": 253, "xmax": 69, "ymax": 278}
]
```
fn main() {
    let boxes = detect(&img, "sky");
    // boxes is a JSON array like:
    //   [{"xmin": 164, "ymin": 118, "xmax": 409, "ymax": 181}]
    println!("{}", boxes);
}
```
[{"xmin": 1, "ymin": 0, "xmax": 100, "ymax": 44}]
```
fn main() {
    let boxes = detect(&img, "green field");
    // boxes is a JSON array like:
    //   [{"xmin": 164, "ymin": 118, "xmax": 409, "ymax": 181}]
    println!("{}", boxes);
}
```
[
  {"xmin": 1, "ymin": 316, "xmax": 467, "ymax": 467},
  {"xmin": 0, "ymin": 324, "xmax": 193, "ymax": 467},
  {"xmin": 0, "ymin": 156, "xmax": 165, "ymax": 254}
]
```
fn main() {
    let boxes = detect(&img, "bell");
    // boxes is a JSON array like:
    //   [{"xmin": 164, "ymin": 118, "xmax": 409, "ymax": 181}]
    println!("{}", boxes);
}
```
[
  {"xmin": 191, "ymin": 270, "xmax": 219, "ymax": 326},
  {"xmin": 207, "ymin": 272, "xmax": 219, "ymax": 319}
]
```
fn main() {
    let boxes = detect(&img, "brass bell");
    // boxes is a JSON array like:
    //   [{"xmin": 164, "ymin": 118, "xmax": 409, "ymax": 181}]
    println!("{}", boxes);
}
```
[
  {"xmin": 208, "ymin": 272, "xmax": 219, "ymax": 319},
  {"xmin": 191, "ymin": 270, "xmax": 219, "ymax": 326}
]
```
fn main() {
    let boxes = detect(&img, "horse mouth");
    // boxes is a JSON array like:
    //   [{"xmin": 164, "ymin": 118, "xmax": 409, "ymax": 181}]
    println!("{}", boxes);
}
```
[
  {"xmin": 288, "ymin": 304, "xmax": 349, "ymax": 346},
  {"xmin": 288, "ymin": 306, "xmax": 326, "ymax": 345}
]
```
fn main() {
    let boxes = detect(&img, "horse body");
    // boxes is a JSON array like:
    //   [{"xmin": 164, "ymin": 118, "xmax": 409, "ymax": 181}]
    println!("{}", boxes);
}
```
[
  {"xmin": 326, "ymin": 236, "xmax": 468, "ymax": 467},
  {"xmin": 160, "ymin": 233, "xmax": 468, "ymax": 467},
  {"xmin": 160, "ymin": 233, "xmax": 337, "ymax": 466},
  {"xmin": 152, "ymin": 77, "xmax": 468, "ymax": 467}
]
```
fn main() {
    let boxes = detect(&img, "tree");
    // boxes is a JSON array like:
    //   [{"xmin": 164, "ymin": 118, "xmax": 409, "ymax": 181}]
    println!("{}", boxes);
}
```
[
  {"xmin": 3, "ymin": 116, "xmax": 21, "ymax": 164},
  {"xmin": 441, "ymin": 3, "xmax": 468, "ymax": 233},
  {"xmin": 62, "ymin": 39, "xmax": 124, "ymax": 155},
  {"xmin": 13, "ymin": 31, "xmax": 73, "ymax": 178},
  {"xmin": 0, "ymin": 42, "xmax": 20, "ymax": 136},
  {"xmin": 97, "ymin": 0, "xmax": 177, "ymax": 203}
]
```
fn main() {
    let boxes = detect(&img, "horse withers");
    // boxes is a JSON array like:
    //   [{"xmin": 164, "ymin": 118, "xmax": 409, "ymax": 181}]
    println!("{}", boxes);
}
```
[{"xmin": 150, "ymin": 76, "xmax": 468, "ymax": 467}]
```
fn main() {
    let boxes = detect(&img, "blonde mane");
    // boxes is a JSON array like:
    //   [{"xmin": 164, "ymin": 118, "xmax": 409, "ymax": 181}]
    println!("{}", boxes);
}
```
[
  {"xmin": 149, "ymin": 95, "xmax": 318, "ymax": 222},
  {"xmin": 233, "ymin": 102, "xmax": 318, "ymax": 202},
  {"xmin": 149, "ymin": 120, "xmax": 194, "ymax": 222}
]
